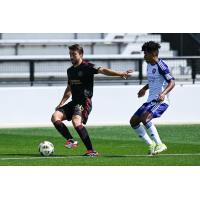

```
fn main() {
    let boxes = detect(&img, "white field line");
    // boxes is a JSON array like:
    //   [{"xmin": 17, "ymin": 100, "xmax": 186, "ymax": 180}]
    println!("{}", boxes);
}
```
[{"xmin": 0, "ymin": 153, "xmax": 200, "ymax": 161}]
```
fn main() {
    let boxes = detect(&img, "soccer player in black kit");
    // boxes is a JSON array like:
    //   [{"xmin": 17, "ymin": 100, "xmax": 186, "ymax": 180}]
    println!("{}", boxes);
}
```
[{"xmin": 51, "ymin": 44, "xmax": 132, "ymax": 156}]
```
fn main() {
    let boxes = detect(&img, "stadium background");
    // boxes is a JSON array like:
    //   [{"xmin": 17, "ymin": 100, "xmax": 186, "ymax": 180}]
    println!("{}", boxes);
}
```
[
  {"xmin": 1, "ymin": 0, "xmax": 199, "ymax": 199},
  {"xmin": 0, "ymin": 33, "xmax": 200, "ymax": 166},
  {"xmin": 0, "ymin": 33, "xmax": 200, "ymax": 127}
]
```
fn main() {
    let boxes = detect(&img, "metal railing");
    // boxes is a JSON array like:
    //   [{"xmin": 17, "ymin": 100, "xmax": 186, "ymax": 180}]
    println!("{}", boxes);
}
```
[{"xmin": 0, "ymin": 55, "xmax": 199, "ymax": 86}]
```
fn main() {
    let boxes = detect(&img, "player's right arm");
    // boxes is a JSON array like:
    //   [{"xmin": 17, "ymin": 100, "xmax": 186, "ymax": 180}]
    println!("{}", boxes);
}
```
[
  {"xmin": 98, "ymin": 67, "xmax": 133, "ymax": 79},
  {"xmin": 138, "ymin": 84, "xmax": 149, "ymax": 98},
  {"xmin": 55, "ymin": 84, "xmax": 72, "ymax": 110}
]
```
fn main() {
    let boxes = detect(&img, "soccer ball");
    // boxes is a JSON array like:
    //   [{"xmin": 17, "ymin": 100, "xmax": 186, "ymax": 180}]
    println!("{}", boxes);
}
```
[{"xmin": 39, "ymin": 141, "xmax": 54, "ymax": 156}]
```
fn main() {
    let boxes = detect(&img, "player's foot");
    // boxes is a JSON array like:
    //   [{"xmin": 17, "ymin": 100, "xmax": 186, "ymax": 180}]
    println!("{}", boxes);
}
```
[
  {"xmin": 148, "ymin": 141, "xmax": 156, "ymax": 155},
  {"xmin": 83, "ymin": 150, "xmax": 99, "ymax": 157},
  {"xmin": 64, "ymin": 139, "xmax": 78, "ymax": 149},
  {"xmin": 153, "ymin": 143, "xmax": 167, "ymax": 155}
]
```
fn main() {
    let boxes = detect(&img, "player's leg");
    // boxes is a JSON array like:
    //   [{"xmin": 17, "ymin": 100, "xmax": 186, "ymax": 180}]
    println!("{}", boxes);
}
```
[
  {"xmin": 72, "ymin": 100, "xmax": 98, "ymax": 156},
  {"xmin": 141, "ymin": 112, "xmax": 167, "ymax": 154},
  {"xmin": 72, "ymin": 114, "xmax": 98, "ymax": 156},
  {"xmin": 130, "ymin": 103, "xmax": 154, "ymax": 147},
  {"xmin": 51, "ymin": 103, "xmax": 77, "ymax": 148},
  {"xmin": 72, "ymin": 115, "xmax": 93, "ymax": 150},
  {"xmin": 51, "ymin": 110, "xmax": 73, "ymax": 140},
  {"xmin": 141, "ymin": 103, "xmax": 169, "ymax": 154},
  {"xmin": 141, "ymin": 112, "xmax": 162, "ymax": 145},
  {"xmin": 130, "ymin": 115, "xmax": 153, "ymax": 146}
]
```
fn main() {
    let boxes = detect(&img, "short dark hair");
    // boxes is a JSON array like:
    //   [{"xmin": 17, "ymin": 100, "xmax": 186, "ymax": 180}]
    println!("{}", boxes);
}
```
[
  {"xmin": 68, "ymin": 44, "xmax": 84, "ymax": 55},
  {"xmin": 142, "ymin": 41, "xmax": 161, "ymax": 53}
]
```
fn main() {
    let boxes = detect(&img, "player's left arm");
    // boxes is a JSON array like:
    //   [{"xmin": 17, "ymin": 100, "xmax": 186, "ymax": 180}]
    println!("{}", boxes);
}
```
[
  {"xmin": 157, "ymin": 60, "xmax": 175, "ymax": 102},
  {"xmin": 98, "ymin": 67, "xmax": 133, "ymax": 79},
  {"xmin": 158, "ymin": 79, "xmax": 175, "ymax": 101}
]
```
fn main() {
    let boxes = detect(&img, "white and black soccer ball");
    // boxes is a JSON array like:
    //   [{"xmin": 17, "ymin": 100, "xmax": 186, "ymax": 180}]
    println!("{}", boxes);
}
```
[{"xmin": 39, "ymin": 141, "xmax": 54, "ymax": 156}]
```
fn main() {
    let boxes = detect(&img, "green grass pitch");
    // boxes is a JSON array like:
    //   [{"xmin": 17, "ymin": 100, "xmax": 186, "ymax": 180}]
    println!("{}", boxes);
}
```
[{"xmin": 0, "ymin": 124, "xmax": 200, "ymax": 166}]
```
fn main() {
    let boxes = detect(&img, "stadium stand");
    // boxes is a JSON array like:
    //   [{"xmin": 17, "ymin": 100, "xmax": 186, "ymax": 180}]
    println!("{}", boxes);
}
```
[
  {"xmin": 0, "ymin": 33, "xmax": 175, "ymax": 56},
  {"xmin": 0, "ymin": 33, "xmax": 196, "ymax": 85}
]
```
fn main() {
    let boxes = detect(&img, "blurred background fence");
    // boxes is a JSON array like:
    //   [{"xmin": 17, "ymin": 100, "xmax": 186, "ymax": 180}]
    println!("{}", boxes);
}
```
[
  {"xmin": 0, "ymin": 56, "xmax": 199, "ymax": 86},
  {"xmin": 1, "ymin": 33, "xmax": 200, "ymax": 127},
  {"xmin": 0, "ymin": 33, "xmax": 200, "ymax": 86}
]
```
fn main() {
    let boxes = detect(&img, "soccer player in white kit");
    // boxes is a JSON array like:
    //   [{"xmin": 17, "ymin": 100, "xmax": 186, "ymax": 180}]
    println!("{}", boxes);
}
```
[{"xmin": 130, "ymin": 41, "xmax": 175, "ymax": 155}]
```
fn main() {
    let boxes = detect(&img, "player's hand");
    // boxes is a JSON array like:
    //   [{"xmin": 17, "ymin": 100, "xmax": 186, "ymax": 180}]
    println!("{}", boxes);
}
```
[
  {"xmin": 157, "ymin": 93, "xmax": 165, "ymax": 102},
  {"xmin": 121, "ymin": 70, "xmax": 133, "ymax": 79},
  {"xmin": 138, "ymin": 88, "xmax": 146, "ymax": 98}
]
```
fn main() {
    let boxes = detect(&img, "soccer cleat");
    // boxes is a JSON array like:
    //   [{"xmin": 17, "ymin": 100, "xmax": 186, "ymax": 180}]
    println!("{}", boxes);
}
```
[
  {"xmin": 64, "ymin": 139, "xmax": 78, "ymax": 149},
  {"xmin": 153, "ymin": 143, "xmax": 167, "ymax": 155},
  {"xmin": 83, "ymin": 150, "xmax": 99, "ymax": 157},
  {"xmin": 148, "ymin": 141, "xmax": 156, "ymax": 155}
]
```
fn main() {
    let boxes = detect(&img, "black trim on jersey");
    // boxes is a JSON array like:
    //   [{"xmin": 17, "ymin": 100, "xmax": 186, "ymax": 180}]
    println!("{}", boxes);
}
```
[{"xmin": 156, "ymin": 59, "xmax": 175, "ymax": 83}]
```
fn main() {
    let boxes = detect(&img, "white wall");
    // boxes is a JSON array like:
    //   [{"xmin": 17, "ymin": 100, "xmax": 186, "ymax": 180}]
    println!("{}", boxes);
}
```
[{"xmin": 0, "ymin": 85, "xmax": 199, "ymax": 128}]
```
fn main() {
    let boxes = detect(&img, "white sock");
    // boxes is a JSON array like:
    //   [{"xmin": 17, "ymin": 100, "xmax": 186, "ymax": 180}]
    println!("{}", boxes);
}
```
[
  {"xmin": 144, "ymin": 121, "xmax": 162, "ymax": 145},
  {"xmin": 132, "ymin": 124, "xmax": 153, "ymax": 145}
]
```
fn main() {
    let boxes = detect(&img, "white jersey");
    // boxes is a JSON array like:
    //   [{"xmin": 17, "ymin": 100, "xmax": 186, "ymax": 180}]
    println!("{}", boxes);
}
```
[{"xmin": 147, "ymin": 59, "xmax": 174, "ymax": 105}]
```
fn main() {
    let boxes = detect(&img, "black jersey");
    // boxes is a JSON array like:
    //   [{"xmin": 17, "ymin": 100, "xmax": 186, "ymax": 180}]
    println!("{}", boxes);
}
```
[{"xmin": 67, "ymin": 61, "xmax": 99, "ymax": 104}]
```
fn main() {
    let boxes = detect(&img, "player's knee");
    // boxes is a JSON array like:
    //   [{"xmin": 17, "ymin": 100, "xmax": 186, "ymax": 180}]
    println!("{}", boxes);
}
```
[
  {"xmin": 73, "ymin": 121, "xmax": 82, "ymax": 128},
  {"xmin": 51, "ymin": 113, "xmax": 56, "ymax": 123},
  {"xmin": 141, "ymin": 115, "xmax": 150, "ymax": 125},
  {"xmin": 129, "ymin": 118, "xmax": 134, "ymax": 126},
  {"xmin": 141, "ymin": 117, "xmax": 147, "ymax": 125},
  {"xmin": 72, "ymin": 117, "xmax": 82, "ymax": 128},
  {"xmin": 141, "ymin": 112, "xmax": 153, "ymax": 125},
  {"xmin": 130, "ymin": 116, "xmax": 139, "ymax": 127},
  {"xmin": 51, "ymin": 112, "xmax": 62, "ymax": 123}
]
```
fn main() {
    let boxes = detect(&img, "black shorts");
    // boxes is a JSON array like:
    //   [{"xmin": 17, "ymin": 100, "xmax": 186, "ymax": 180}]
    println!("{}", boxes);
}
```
[{"xmin": 57, "ymin": 98, "xmax": 92, "ymax": 124}]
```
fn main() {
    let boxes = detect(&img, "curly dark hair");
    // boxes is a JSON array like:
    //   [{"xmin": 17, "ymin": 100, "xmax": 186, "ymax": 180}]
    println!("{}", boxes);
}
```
[{"xmin": 142, "ymin": 41, "xmax": 161, "ymax": 53}]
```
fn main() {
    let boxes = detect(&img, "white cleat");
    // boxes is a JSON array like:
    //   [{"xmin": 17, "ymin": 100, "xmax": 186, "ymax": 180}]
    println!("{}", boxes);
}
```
[
  {"xmin": 153, "ymin": 143, "xmax": 167, "ymax": 155},
  {"xmin": 148, "ymin": 141, "xmax": 156, "ymax": 156}
]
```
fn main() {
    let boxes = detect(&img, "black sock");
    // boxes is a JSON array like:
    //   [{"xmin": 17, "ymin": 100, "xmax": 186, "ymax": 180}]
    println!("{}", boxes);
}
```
[
  {"xmin": 75, "ymin": 125, "xmax": 93, "ymax": 150},
  {"xmin": 53, "ymin": 120, "xmax": 73, "ymax": 140}
]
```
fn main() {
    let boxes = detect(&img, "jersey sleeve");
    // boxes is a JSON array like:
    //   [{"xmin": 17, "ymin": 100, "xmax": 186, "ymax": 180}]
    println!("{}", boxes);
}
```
[
  {"xmin": 157, "ymin": 59, "xmax": 175, "ymax": 82},
  {"xmin": 88, "ymin": 63, "xmax": 100, "ymax": 74}
]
